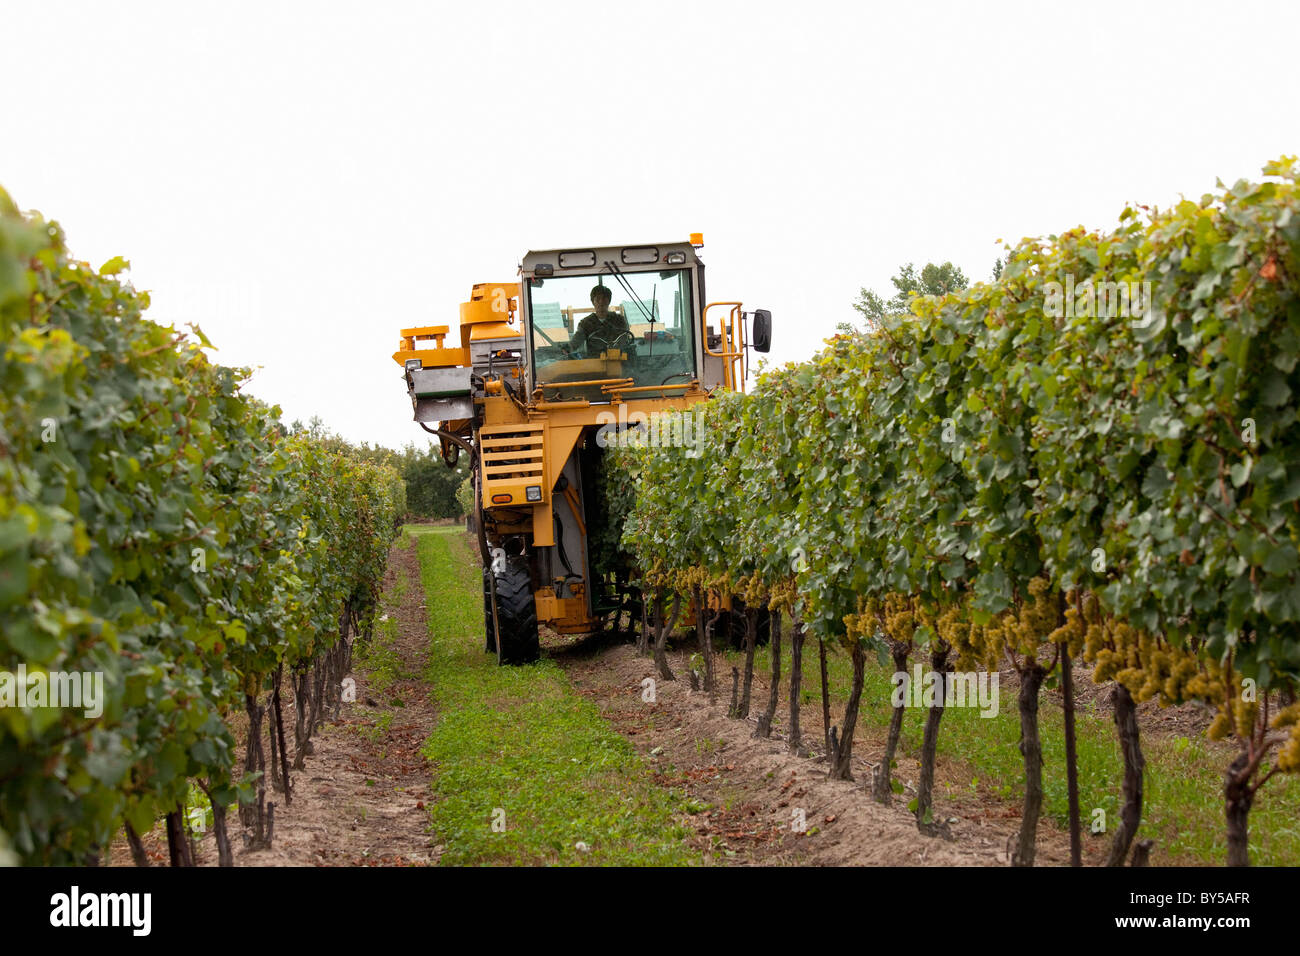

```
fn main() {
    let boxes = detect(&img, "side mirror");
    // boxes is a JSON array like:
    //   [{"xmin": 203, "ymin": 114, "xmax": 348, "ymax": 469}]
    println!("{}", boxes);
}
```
[{"xmin": 751, "ymin": 309, "xmax": 772, "ymax": 353}]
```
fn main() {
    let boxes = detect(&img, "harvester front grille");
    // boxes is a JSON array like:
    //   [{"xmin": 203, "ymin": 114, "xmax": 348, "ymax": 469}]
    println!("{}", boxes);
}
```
[{"xmin": 479, "ymin": 424, "xmax": 545, "ymax": 504}]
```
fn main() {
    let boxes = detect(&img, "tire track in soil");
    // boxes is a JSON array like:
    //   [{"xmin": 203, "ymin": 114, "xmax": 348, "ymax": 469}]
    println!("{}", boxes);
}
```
[{"xmin": 108, "ymin": 535, "xmax": 439, "ymax": 867}]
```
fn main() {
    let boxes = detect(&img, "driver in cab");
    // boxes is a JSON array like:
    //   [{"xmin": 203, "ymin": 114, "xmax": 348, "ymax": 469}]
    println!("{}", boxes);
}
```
[{"xmin": 569, "ymin": 284, "xmax": 633, "ymax": 357}]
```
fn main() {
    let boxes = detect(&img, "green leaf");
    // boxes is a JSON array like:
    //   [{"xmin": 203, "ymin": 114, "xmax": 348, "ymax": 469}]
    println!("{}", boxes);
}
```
[
  {"xmin": 0, "ymin": 549, "xmax": 30, "ymax": 611},
  {"xmin": 152, "ymin": 498, "xmax": 184, "ymax": 533},
  {"xmin": 1259, "ymin": 369, "xmax": 1292, "ymax": 408},
  {"xmin": 98, "ymin": 255, "xmax": 129, "ymax": 276},
  {"xmin": 1230, "ymin": 458, "xmax": 1253, "ymax": 488},
  {"xmin": 1263, "ymin": 544, "xmax": 1299, "ymax": 576},
  {"xmin": 188, "ymin": 323, "xmax": 215, "ymax": 350},
  {"xmin": 125, "ymin": 799, "xmax": 157, "ymax": 837}
]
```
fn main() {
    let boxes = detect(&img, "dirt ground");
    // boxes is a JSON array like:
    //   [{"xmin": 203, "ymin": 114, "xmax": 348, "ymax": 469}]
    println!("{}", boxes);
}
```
[
  {"xmin": 555, "ymin": 631, "xmax": 1098, "ymax": 866},
  {"xmin": 108, "ymin": 537, "xmax": 440, "ymax": 867},
  {"xmin": 106, "ymin": 535, "xmax": 1218, "ymax": 867}
]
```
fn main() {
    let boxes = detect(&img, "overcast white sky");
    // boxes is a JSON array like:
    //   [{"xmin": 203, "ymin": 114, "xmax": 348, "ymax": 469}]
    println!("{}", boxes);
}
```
[{"xmin": 5, "ymin": 0, "xmax": 1298, "ymax": 450}]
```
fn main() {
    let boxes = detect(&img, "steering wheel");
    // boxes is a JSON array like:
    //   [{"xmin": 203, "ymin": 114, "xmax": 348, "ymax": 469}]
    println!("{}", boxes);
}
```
[{"xmin": 587, "ymin": 328, "xmax": 636, "ymax": 357}]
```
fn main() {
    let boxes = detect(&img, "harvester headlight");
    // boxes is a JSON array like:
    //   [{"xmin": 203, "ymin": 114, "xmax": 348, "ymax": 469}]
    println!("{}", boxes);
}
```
[
  {"xmin": 665, "ymin": 252, "xmax": 686, "ymax": 265},
  {"xmin": 525, "ymin": 485, "xmax": 542, "ymax": 502},
  {"xmin": 404, "ymin": 358, "xmax": 422, "ymax": 372},
  {"xmin": 622, "ymin": 247, "xmax": 659, "ymax": 264},
  {"xmin": 558, "ymin": 250, "xmax": 596, "ymax": 269}
]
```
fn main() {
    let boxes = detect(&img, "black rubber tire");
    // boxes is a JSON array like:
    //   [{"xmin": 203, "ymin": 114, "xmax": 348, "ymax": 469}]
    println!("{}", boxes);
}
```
[
  {"xmin": 719, "ymin": 602, "xmax": 771, "ymax": 651},
  {"xmin": 483, "ymin": 568, "xmax": 497, "ymax": 654},
  {"xmin": 490, "ymin": 557, "xmax": 540, "ymax": 665}
]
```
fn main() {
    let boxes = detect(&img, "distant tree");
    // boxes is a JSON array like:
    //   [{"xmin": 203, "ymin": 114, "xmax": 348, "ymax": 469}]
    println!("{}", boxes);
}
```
[
  {"xmin": 992, "ymin": 242, "xmax": 1019, "ymax": 281},
  {"xmin": 852, "ymin": 261, "xmax": 969, "ymax": 330},
  {"xmin": 456, "ymin": 475, "xmax": 475, "ymax": 521},
  {"xmin": 400, "ymin": 443, "xmax": 470, "ymax": 518}
]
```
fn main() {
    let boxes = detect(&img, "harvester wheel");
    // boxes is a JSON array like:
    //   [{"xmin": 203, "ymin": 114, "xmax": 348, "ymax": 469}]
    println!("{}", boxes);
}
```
[
  {"xmin": 489, "ymin": 558, "xmax": 540, "ymax": 665},
  {"xmin": 719, "ymin": 602, "xmax": 771, "ymax": 651},
  {"xmin": 482, "ymin": 569, "xmax": 497, "ymax": 654}
]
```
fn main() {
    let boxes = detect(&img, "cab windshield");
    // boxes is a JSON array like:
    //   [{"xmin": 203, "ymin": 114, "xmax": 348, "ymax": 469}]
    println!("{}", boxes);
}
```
[{"xmin": 527, "ymin": 268, "xmax": 696, "ymax": 402}]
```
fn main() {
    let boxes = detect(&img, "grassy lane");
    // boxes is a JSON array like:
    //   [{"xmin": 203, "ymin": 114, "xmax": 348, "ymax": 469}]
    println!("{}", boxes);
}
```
[
  {"xmin": 410, "ymin": 524, "xmax": 702, "ymax": 866},
  {"xmin": 721, "ymin": 641, "xmax": 1300, "ymax": 865},
  {"xmin": 350, "ymin": 530, "xmax": 411, "ymax": 700}
]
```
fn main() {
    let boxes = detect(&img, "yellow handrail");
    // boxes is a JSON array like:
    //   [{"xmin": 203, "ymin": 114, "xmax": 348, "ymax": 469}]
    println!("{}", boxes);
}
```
[
  {"xmin": 600, "ymin": 381, "xmax": 698, "ymax": 396},
  {"xmin": 701, "ymin": 301, "xmax": 747, "ymax": 391},
  {"xmin": 536, "ymin": 377, "xmax": 635, "ymax": 392}
]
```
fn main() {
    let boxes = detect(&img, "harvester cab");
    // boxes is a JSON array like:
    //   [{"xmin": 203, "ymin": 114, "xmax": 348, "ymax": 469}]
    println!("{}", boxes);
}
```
[{"xmin": 392, "ymin": 235, "xmax": 771, "ymax": 663}]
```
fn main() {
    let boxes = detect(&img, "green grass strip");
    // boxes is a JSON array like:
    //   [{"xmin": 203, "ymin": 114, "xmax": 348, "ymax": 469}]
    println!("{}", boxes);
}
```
[{"xmin": 411, "ymin": 526, "xmax": 701, "ymax": 866}]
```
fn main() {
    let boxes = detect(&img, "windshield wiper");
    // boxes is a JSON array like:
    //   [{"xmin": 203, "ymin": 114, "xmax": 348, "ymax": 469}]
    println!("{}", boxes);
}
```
[{"xmin": 602, "ymin": 260, "xmax": 660, "ymax": 325}]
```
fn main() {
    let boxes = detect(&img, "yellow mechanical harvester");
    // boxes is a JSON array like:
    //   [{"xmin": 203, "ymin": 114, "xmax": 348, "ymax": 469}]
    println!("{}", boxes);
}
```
[{"xmin": 392, "ymin": 236, "xmax": 772, "ymax": 664}]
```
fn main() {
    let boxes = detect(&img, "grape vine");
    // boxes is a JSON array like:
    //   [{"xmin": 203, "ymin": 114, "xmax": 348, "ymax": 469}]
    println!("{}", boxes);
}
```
[
  {"xmin": 0, "ymin": 189, "xmax": 404, "ymax": 864},
  {"xmin": 609, "ymin": 157, "xmax": 1300, "ymax": 865}
]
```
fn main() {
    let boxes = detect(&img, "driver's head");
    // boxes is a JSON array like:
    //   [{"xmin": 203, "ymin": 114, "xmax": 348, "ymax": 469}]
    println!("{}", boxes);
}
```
[{"xmin": 590, "ymin": 285, "xmax": 612, "ymax": 309}]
